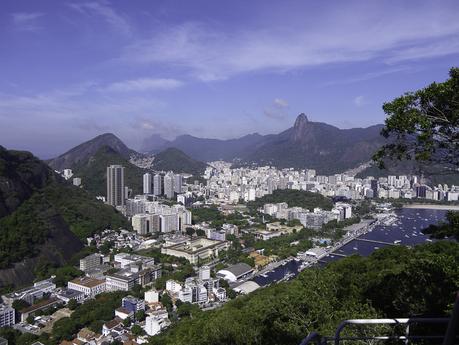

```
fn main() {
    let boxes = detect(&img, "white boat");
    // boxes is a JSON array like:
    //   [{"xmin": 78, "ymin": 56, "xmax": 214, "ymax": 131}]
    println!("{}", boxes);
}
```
[{"xmin": 394, "ymin": 240, "xmax": 402, "ymax": 244}]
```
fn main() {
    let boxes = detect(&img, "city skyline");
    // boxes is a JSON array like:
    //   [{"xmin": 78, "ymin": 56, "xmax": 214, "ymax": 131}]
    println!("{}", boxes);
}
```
[{"xmin": 1, "ymin": 0, "xmax": 459, "ymax": 158}]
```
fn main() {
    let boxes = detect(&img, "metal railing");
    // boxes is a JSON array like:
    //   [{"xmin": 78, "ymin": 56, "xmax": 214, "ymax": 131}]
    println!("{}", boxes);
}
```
[
  {"xmin": 300, "ymin": 318, "xmax": 450, "ymax": 345},
  {"xmin": 300, "ymin": 293, "xmax": 459, "ymax": 345}
]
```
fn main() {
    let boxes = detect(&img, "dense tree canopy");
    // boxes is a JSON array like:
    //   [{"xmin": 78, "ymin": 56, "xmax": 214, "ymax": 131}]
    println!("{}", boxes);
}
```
[
  {"xmin": 149, "ymin": 241, "xmax": 459, "ymax": 345},
  {"xmin": 375, "ymin": 67, "xmax": 459, "ymax": 169},
  {"xmin": 247, "ymin": 189, "xmax": 333, "ymax": 212}
]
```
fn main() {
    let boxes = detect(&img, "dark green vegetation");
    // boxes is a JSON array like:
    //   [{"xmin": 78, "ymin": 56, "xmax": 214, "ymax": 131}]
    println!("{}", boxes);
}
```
[
  {"xmin": 192, "ymin": 206, "xmax": 249, "ymax": 228},
  {"xmin": 152, "ymin": 147, "xmax": 207, "ymax": 176},
  {"xmin": 0, "ymin": 147, "xmax": 129, "ymax": 287},
  {"xmin": 247, "ymin": 189, "xmax": 333, "ymax": 211},
  {"xmin": 135, "ymin": 248, "xmax": 195, "ymax": 290},
  {"xmin": 0, "ymin": 292, "xmax": 128, "ymax": 344},
  {"xmin": 52, "ymin": 291, "xmax": 128, "ymax": 342},
  {"xmin": 370, "ymin": 67, "xmax": 459, "ymax": 183},
  {"xmin": 0, "ymin": 181, "xmax": 129, "ymax": 270},
  {"xmin": 72, "ymin": 145, "xmax": 145, "ymax": 196},
  {"xmin": 149, "ymin": 241, "xmax": 459, "ymax": 345},
  {"xmin": 423, "ymin": 211, "xmax": 459, "ymax": 240}
]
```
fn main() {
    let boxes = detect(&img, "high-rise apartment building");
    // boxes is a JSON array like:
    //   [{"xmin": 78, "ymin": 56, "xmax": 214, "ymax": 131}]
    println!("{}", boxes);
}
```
[
  {"xmin": 174, "ymin": 174, "xmax": 183, "ymax": 194},
  {"xmin": 107, "ymin": 165, "xmax": 125, "ymax": 206},
  {"xmin": 163, "ymin": 173, "xmax": 175, "ymax": 199},
  {"xmin": 143, "ymin": 173, "xmax": 152, "ymax": 194},
  {"xmin": 153, "ymin": 174, "xmax": 162, "ymax": 196}
]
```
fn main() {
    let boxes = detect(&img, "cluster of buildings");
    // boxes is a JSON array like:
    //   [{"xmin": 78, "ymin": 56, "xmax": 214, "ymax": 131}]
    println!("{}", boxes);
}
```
[
  {"xmin": 197, "ymin": 162, "xmax": 459, "ymax": 203},
  {"xmin": 165, "ymin": 266, "xmax": 226, "ymax": 304},
  {"xmin": 262, "ymin": 202, "xmax": 353, "ymax": 229},
  {"xmin": 106, "ymin": 165, "xmax": 186, "ymax": 209},
  {"xmin": 127, "ymin": 197, "xmax": 192, "ymax": 235},
  {"xmin": 142, "ymin": 172, "xmax": 184, "ymax": 199}
]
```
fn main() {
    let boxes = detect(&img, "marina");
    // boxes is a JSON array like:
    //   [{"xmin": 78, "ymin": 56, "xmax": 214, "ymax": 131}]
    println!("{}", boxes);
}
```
[{"xmin": 249, "ymin": 207, "xmax": 448, "ymax": 287}]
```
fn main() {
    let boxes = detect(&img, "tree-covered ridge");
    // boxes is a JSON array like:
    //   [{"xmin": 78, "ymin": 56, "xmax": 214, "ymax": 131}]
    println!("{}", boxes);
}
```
[
  {"xmin": 152, "ymin": 147, "xmax": 207, "ymax": 175},
  {"xmin": 149, "ymin": 241, "xmax": 459, "ymax": 345},
  {"xmin": 72, "ymin": 145, "xmax": 145, "ymax": 196},
  {"xmin": 375, "ymin": 67, "xmax": 459, "ymax": 169},
  {"xmin": 0, "ymin": 145, "xmax": 55, "ymax": 218},
  {"xmin": 247, "ymin": 189, "xmax": 333, "ymax": 212},
  {"xmin": 0, "ymin": 147, "xmax": 130, "ymax": 272},
  {"xmin": 0, "ymin": 180, "xmax": 130, "ymax": 269},
  {"xmin": 423, "ymin": 211, "xmax": 459, "ymax": 240}
]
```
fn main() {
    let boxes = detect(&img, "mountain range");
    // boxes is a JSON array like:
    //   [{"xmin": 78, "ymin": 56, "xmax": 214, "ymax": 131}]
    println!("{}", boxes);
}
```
[
  {"xmin": 141, "ymin": 114, "xmax": 386, "ymax": 174},
  {"xmin": 47, "ymin": 133, "xmax": 208, "ymax": 197}
]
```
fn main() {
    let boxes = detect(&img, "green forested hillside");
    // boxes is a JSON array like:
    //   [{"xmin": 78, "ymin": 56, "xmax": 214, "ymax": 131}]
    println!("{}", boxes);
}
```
[
  {"xmin": 0, "ymin": 147, "xmax": 130, "ymax": 283},
  {"xmin": 72, "ymin": 146, "xmax": 145, "ymax": 196},
  {"xmin": 247, "ymin": 189, "xmax": 333, "ymax": 211},
  {"xmin": 0, "ymin": 181, "xmax": 130, "ymax": 269},
  {"xmin": 149, "ymin": 241, "xmax": 459, "ymax": 345},
  {"xmin": 152, "ymin": 147, "xmax": 207, "ymax": 175}
]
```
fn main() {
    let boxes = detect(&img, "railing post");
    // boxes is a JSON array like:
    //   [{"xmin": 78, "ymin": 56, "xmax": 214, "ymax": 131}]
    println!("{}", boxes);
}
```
[{"xmin": 442, "ymin": 292, "xmax": 459, "ymax": 345}]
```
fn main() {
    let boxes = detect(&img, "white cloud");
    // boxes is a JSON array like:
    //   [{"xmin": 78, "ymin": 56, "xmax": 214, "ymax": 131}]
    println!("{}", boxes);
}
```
[
  {"xmin": 264, "ymin": 98, "xmax": 289, "ymax": 120},
  {"xmin": 68, "ymin": 1, "xmax": 132, "ymax": 36},
  {"xmin": 353, "ymin": 95, "xmax": 366, "ymax": 107},
  {"xmin": 105, "ymin": 78, "xmax": 183, "ymax": 92},
  {"xmin": 118, "ymin": 2, "xmax": 459, "ymax": 81},
  {"xmin": 11, "ymin": 12, "xmax": 44, "ymax": 32},
  {"xmin": 274, "ymin": 98, "xmax": 288, "ymax": 108}
]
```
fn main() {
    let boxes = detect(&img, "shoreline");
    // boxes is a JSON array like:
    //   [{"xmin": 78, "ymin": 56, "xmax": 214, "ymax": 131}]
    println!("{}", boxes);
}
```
[{"xmin": 403, "ymin": 204, "xmax": 459, "ymax": 211}]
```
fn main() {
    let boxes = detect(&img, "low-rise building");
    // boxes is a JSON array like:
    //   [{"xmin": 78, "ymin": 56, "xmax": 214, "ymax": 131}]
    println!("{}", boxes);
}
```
[
  {"xmin": 56, "ymin": 288, "xmax": 85, "ymax": 304},
  {"xmin": 161, "ymin": 237, "xmax": 230, "ymax": 264},
  {"xmin": 79, "ymin": 253, "xmax": 103, "ymax": 272},
  {"xmin": 122, "ymin": 295, "xmax": 145, "ymax": 314},
  {"xmin": 217, "ymin": 263, "xmax": 254, "ymax": 283},
  {"xmin": 144, "ymin": 314, "xmax": 170, "ymax": 336},
  {"xmin": 2, "ymin": 279, "xmax": 56, "ymax": 306},
  {"xmin": 0, "ymin": 304, "xmax": 15, "ymax": 327},
  {"xmin": 106, "ymin": 270, "xmax": 138, "ymax": 292},
  {"xmin": 67, "ymin": 277, "xmax": 106, "ymax": 299}
]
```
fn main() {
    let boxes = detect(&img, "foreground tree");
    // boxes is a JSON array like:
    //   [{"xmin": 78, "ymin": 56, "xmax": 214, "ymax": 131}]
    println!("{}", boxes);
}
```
[{"xmin": 374, "ymin": 67, "xmax": 459, "ymax": 168}]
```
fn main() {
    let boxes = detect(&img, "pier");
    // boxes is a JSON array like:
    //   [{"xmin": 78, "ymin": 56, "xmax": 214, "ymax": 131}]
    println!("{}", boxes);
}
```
[
  {"xmin": 355, "ymin": 238, "xmax": 394, "ymax": 246},
  {"xmin": 329, "ymin": 253, "xmax": 347, "ymax": 257}
]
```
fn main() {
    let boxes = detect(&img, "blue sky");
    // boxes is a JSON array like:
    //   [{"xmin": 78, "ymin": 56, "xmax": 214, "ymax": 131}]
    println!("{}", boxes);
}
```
[{"xmin": 1, "ymin": 0, "xmax": 458, "ymax": 158}]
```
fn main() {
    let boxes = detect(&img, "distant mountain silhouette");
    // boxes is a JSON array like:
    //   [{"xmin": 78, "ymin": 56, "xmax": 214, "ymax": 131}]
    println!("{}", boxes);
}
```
[
  {"xmin": 143, "ymin": 133, "xmax": 267, "ymax": 161},
  {"xmin": 141, "ymin": 114, "xmax": 385, "ymax": 174},
  {"xmin": 243, "ymin": 113, "xmax": 385, "ymax": 174},
  {"xmin": 140, "ymin": 133, "xmax": 172, "ymax": 153},
  {"xmin": 48, "ymin": 133, "xmax": 135, "ymax": 171},
  {"xmin": 152, "ymin": 147, "xmax": 208, "ymax": 176}
]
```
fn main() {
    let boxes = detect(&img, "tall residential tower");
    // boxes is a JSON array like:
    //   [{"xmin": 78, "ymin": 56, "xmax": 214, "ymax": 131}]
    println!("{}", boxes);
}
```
[
  {"xmin": 143, "ymin": 173, "xmax": 152, "ymax": 194},
  {"xmin": 107, "ymin": 165, "xmax": 125, "ymax": 206}
]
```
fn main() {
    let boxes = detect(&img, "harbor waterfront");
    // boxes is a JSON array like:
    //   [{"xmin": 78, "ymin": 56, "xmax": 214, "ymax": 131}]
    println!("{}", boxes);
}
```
[
  {"xmin": 403, "ymin": 204, "xmax": 459, "ymax": 211},
  {"xmin": 243, "ymin": 207, "xmax": 448, "ymax": 288}
]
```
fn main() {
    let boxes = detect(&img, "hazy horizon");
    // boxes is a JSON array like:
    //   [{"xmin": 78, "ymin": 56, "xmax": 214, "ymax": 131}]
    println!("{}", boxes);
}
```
[{"xmin": 1, "ymin": 0, "xmax": 458, "ymax": 158}]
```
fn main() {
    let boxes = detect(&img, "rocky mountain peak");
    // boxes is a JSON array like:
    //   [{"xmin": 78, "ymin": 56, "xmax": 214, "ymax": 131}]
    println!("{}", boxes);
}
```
[{"xmin": 293, "ymin": 113, "xmax": 310, "ymax": 141}]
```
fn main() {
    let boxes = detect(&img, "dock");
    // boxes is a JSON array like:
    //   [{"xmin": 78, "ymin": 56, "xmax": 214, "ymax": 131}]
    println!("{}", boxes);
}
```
[{"xmin": 355, "ymin": 238, "xmax": 394, "ymax": 246}]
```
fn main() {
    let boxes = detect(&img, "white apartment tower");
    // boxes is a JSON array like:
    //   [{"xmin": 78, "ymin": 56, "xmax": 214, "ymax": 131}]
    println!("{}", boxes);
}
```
[
  {"xmin": 107, "ymin": 165, "xmax": 125, "ymax": 206},
  {"xmin": 163, "ymin": 173, "xmax": 175, "ymax": 199},
  {"xmin": 174, "ymin": 174, "xmax": 183, "ymax": 194},
  {"xmin": 153, "ymin": 174, "xmax": 162, "ymax": 196},
  {"xmin": 143, "ymin": 173, "xmax": 152, "ymax": 194}
]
